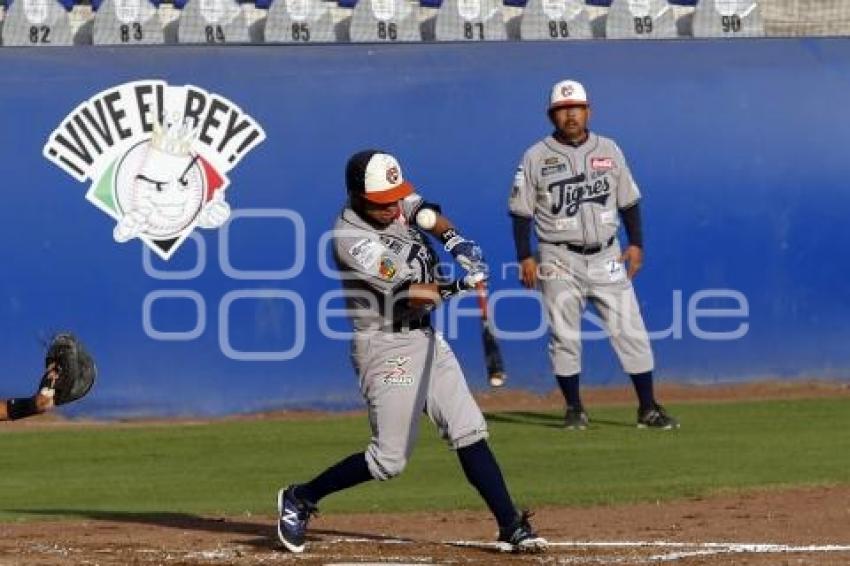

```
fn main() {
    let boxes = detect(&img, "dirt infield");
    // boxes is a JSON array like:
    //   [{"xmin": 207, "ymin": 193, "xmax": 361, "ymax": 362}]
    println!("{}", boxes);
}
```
[
  {"xmin": 2, "ymin": 485, "xmax": 849, "ymax": 565},
  {"xmin": 2, "ymin": 381, "xmax": 849, "ymax": 565}
]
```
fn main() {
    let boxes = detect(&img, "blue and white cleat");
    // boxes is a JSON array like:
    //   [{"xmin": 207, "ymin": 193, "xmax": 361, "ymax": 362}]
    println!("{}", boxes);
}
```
[
  {"xmin": 496, "ymin": 511, "xmax": 548, "ymax": 553},
  {"xmin": 277, "ymin": 485, "xmax": 318, "ymax": 553}
]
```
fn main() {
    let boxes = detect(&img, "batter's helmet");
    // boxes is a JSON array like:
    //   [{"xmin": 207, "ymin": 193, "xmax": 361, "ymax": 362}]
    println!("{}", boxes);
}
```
[{"xmin": 346, "ymin": 150, "xmax": 414, "ymax": 204}]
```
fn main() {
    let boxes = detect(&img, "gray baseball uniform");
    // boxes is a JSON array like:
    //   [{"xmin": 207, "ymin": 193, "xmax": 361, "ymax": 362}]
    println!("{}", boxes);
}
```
[
  {"xmin": 509, "ymin": 133, "xmax": 654, "ymax": 376},
  {"xmin": 333, "ymin": 194, "xmax": 488, "ymax": 481}
]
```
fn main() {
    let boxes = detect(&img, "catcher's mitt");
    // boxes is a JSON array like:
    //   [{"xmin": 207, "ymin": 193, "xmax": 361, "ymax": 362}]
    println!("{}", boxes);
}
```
[{"xmin": 39, "ymin": 333, "xmax": 96, "ymax": 406}]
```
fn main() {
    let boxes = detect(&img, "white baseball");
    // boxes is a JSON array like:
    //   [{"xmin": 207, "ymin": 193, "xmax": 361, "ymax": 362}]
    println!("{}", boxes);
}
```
[{"xmin": 416, "ymin": 208, "xmax": 437, "ymax": 230}]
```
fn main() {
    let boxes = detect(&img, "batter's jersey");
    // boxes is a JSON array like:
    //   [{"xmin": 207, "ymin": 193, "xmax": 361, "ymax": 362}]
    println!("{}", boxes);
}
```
[
  {"xmin": 333, "ymin": 194, "xmax": 442, "ymax": 331},
  {"xmin": 508, "ymin": 132, "xmax": 641, "ymax": 246}
]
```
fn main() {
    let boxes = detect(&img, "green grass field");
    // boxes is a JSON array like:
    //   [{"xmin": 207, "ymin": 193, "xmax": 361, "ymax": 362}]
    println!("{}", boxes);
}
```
[{"xmin": 2, "ymin": 397, "xmax": 849, "ymax": 522}]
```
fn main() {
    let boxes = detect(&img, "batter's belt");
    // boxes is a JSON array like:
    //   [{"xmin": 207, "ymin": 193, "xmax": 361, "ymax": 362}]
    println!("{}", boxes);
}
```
[{"xmin": 387, "ymin": 315, "xmax": 432, "ymax": 333}]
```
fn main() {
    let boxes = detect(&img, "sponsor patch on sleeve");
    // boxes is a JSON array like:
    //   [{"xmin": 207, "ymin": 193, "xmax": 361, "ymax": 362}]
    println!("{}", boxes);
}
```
[{"xmin": 348, "ymin": 239, "xmax": 383, "ymax": 271}]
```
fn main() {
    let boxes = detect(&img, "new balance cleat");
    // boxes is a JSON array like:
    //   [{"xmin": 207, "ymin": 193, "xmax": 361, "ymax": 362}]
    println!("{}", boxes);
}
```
[
  {"xmin": 497, "ymin": 511, "xmax": 548, "ymax": 553},
  {"xmin": 277, "ymin": 485, "xmax": 318, "ymax": 553},
  {"xmin": 637, "ymin": 403, "xmax": 680, "ymax": 429}
]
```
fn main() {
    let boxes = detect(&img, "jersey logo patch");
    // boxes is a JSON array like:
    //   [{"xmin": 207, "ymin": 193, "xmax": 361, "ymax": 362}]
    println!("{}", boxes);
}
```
[
  {"xmin": 378, "ymin": 256, "xmax": 397, "ymax": 280},
  {"xmin": 549, "ymin": 176, "xmax": 611, "ymax": 217},
  {"xmin": 541, "ymin": 164, "xmax": 567, "ymax": 177},
  {"xmin": 349, "ymin": 239, "xmax": 383, "ymax": 270},
  {"xmin": 591, "ymin": 157, "xmax": 614, "ymax": 170},
  {"xmin": 379, "ymin": 235, "xmax": 405, "ymax": 255},
  {"xmin": 386, "ymin": 166, "xmax": 400, "ymax": 184},
  {"xmin": 383, "ymin": 356, "xmax": 414, "ymax": 386}
]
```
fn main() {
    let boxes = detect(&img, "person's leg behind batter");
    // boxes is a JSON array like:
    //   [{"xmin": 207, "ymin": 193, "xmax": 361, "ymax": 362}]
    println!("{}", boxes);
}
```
[
  {"xmin": 538, "ymin": 246, "xmax": 592, "ymax": 430},
  {"xmin": 588, "ymin": 247, "xmax": 679, "ymax": 429}
]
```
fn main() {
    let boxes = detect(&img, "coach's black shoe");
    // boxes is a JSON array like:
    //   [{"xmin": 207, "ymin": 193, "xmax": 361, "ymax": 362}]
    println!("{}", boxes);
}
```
[
  {"xmin": 496, "ymin": 511, "xmax": 548, "ymax": 553},
  {"xmin": 637, "ymin": 403, "xmax": 680, "ymax": 429},
  {"xmin": 277, "ymin": 485, "xmax": 318, "ymax": 553},
  {"xmin": 564, "ymin": 407, "xmax": 589, "ymax": 430}
]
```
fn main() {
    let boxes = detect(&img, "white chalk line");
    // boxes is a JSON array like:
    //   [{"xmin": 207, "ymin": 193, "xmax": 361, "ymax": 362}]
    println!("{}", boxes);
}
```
[
  {"xmin": 446, "ymin": 540, "xmax": 850, "ymax": 561},
  {"xmin": 27, "ymin": 537, "xmax": 850, "ymax": 564}
]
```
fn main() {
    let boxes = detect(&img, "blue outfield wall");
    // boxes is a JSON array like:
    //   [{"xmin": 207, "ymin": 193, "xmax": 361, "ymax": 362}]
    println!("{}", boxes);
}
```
[{"xmin": 1, "ymin": 39, "xmax": 848, "ymax": 417}]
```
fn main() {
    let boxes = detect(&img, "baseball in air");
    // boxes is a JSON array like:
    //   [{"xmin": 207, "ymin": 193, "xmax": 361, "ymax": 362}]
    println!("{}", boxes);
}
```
[{"xmin": 415, "ymin": 208, "xmax": 437, "ymax": 230}]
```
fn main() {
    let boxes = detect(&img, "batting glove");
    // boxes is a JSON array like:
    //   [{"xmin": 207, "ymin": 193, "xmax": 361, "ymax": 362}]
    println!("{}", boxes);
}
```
[{"xmin": 442, "ymin": 229, "xmax": 488, "ymax": 276}]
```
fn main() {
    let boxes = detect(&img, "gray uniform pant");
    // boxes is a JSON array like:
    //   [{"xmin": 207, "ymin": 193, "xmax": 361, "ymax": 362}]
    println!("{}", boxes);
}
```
[
  {"xmin": 351, "ymin": 328, "xmax": 489, "ymax": 481},
  {"xmin": 539, "ymin": 241, "xmax": 654, "ymax": 377}
]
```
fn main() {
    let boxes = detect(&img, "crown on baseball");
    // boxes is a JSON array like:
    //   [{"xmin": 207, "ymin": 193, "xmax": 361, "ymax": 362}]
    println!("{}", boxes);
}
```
[{"xmin": 150, "ymin": 118, "xmax": 196, "ymax": 156}]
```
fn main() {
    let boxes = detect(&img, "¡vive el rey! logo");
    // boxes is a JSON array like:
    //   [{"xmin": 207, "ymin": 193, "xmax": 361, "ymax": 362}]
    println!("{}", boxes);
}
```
[{"xmin": 43, "ymin": 80, "xmax": 266, "ymax": 260}]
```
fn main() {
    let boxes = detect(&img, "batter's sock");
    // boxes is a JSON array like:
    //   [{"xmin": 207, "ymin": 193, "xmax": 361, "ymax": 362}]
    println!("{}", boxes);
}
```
[
  {"xmin": 629, "ymin": 371, "xmax": 655, "ymax": 412},
  {"xmin": 556, "ymin": 373, "xmax": 583, "ymax": 410},
  {"xmin": 457, "ymin": 440, "xmax": 517, "ymax": 530},
  {"xmin": 296, "ymin": 452, "xmax": 373, "ymax": 504}
]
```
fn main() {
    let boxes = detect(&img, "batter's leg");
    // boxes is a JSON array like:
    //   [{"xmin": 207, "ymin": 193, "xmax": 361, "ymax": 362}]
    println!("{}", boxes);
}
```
[
  {"xmin": 359, "ymin": 330, "xmax": 436, "ymax": 480},
  {"xmin": 426, "ymin": 333, "xmax": 545, "ymax": 549}
]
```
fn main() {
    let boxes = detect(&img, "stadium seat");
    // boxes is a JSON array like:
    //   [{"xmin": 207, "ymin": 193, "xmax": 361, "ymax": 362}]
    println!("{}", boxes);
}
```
[
  {"xmin": 434, "ymin": 0, "xmax": 507, "ymax": 41},
  {"xmin": 519, "ymin": 0, "xmax": 591, "ymax": 40},
  {"xmin": 177, "ymin": 0, "xmax": 251, "ymax": 43},
  {"xmin": 348, "ymin": 0, "xmax": 420, "ymax": 42},
  {"xmin": 692, "ymin": 0, "xmax": 763, "ymax": 37},
  {"xmin": 1, "ymin": 0, "xmax": 75, "ymax": 45},
  {"xmin": 92, "ymin": 0, "xmax": 165, "ymax": 44},
  {"xmin": 605, "ymin": 0, "xmax": 677, "ymax": 39},
  {"xmin": 263, "ymin": 0, "xmax": 336, "ymax": 43}
]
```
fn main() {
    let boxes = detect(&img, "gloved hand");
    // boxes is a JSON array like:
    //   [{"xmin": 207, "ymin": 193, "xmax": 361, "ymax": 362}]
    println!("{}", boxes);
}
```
[
  {"xmin": 461, "ymin": 267, "xmax": 488, "ymax": 289},
  {"xmin": 442, "ymin": 229, "xmax": 488, "ymax": 275},
  {"xmin": 438, "ymin": 268, "xmax": 489, "ymax": 301}
]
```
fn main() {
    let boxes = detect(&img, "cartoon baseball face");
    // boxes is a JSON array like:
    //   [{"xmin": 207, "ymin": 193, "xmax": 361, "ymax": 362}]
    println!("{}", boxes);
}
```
[{"xmin": 114, "ymin": 140, "xmax": 207, "ymax": 238}]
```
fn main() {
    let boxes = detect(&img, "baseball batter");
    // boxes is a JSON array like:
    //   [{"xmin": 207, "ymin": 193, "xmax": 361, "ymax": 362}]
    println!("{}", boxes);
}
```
[
  {"xmin": 276, "ymin": 150, "xmax": 546, "ymax": 554},
  {"xmin": 509, "ymin": 79, "xmax": 679, "ymax": 430}
]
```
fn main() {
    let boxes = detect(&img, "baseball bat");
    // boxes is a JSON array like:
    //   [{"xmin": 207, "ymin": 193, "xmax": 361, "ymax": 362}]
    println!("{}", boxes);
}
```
[{"xmin": 475, "ymin": 283, "xmax": 507, "ymax": 388}]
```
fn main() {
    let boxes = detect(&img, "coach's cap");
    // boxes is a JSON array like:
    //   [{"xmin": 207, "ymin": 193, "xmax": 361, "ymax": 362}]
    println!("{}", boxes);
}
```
[
  {"xmin": 346, "ymin": 150, "xmax": 414, "ymax": 204},
  {"xmin": 548, "ymin": 79, "xmax": 589, "ymax": 111}
]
